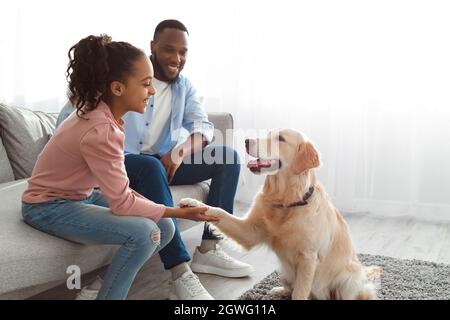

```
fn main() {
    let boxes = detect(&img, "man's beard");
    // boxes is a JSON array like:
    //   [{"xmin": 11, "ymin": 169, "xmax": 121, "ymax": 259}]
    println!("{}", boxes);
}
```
[{"xmin": 150, "ymin": 54, "xmax": 179, "ymax": 84}]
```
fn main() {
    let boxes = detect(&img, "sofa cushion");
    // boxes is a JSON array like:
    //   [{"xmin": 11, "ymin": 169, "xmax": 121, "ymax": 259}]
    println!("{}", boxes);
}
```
[
  {"xmin": 0, "ymin": 103, "xmax": 56, "ymax": 179},
  {"xmin": 0, "ymin": 137, "xmax": 14, "ymax": 183}
]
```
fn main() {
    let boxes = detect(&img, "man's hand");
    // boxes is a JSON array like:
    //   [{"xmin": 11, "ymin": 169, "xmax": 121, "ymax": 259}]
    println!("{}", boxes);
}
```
[
  {"xmin": 160, "ymin": 146, "xmax": 184, "ymax": 183},
  {"xmin": 160, "ymin": 133, "xmax": 207, "ymax": 183}
]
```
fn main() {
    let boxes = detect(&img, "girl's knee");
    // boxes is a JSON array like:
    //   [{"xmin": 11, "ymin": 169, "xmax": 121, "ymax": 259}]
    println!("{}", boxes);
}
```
[
  {"xmin": 158, "ymin": 218, "xmax": 175, "ymax": 247},
  {"xmin": 150, "ymin": 228, "xmax": 161, "ymax": 246},
  {"xmin": 128, "ymin": 218, "xmax": 159, "ymax": 246}
]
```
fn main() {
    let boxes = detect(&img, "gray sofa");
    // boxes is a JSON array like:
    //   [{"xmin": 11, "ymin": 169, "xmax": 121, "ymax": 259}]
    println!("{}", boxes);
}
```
[{"xmin": 0, "ymin": 102, "xmax": 233, "ymax": 299}]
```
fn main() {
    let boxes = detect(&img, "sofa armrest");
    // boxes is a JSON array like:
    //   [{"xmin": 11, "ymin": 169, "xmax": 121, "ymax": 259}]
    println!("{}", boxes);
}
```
[{"xmin": 207, "ymin": 112, "xmax": 234, "ymax": 147}]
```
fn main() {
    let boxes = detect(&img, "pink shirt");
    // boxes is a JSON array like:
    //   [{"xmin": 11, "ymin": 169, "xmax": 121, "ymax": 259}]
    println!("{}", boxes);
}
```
[{"xmin": 22, "ymin": 101, "xmax": 166, "ymax": 221}]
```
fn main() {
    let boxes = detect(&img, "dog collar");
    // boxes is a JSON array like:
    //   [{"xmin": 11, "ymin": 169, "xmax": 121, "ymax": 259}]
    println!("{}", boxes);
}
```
[{"xmin": 272, "ymin": 186, "xmax": 315, "ymax": 209}]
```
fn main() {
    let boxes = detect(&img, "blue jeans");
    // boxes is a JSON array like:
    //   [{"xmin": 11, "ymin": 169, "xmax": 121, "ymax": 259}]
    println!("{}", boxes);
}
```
[
  {"xmin": 22, "ymin": 190, "xmax": 175, "ymax": 300},
  {"xmin": 124, "ymin": 145, "xmax": 240, "ymax": 270}
]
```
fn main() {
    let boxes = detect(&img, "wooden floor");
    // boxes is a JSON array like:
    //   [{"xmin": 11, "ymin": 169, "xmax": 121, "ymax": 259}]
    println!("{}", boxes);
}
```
[{"xmin": 30, "ymin": 202, "xmax": 450, "ymax": 300}]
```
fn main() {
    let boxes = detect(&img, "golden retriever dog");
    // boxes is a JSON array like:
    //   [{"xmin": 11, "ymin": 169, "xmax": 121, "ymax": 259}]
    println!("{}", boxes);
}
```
[{"xmin": 179, "ymin": 129, "xmax": 382, "ymax": 300}]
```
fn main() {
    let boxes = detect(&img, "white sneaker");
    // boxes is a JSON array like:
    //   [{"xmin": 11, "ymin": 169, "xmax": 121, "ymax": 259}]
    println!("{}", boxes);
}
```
[
  {"xmin": 169, "ymin": 271, "xmax": 214, "ymax": 300},
  {"xmin": 75, "ymin": 287, "xmax": 99, "ymax": 300},
  {"xmin": 75, "ymin": 277, "xmax": 102, "ymax": 300},
  {"xmin": 190, "ymin": 246, "xmax": 254, "ymax": 278}
]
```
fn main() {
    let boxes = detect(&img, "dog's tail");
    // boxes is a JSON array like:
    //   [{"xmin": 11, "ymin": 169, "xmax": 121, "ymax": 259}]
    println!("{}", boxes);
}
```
[
  {"xmin": 364, "ymin": 265, "xmax": 384, "ymax": 281},
  {"xmin": 356, "ymin": 282, "xmax": 378, "ymax": 300},
  {"xmin": 356, "ymin": 265, "xmax": 383, "ymax": 300}
]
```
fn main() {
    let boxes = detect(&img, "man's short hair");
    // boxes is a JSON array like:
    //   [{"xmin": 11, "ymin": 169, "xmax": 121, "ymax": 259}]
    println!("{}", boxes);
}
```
[{"xmin": 153, "ymin": 19, "xmax": 189, "ymax": 40}]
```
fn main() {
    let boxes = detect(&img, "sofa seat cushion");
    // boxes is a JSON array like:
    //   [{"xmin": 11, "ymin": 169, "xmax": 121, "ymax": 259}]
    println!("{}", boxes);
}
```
[
  {"xmin": 0, "ymin": 179, "xmax": 209, "ymax": 296},
  {"xmin": 0, "ymin": 103, "xmax": 56, "ymax": 179}
]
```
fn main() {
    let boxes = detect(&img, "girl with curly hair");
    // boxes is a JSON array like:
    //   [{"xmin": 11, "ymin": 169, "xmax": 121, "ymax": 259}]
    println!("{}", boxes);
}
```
[{"xmin": 21, "ymin": 34, "xmax": 216, "ymax": 300}]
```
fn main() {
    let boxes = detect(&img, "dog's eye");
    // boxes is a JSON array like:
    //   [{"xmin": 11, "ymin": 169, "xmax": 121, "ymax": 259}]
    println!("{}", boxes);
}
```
[{"xmin": 277, "ymin": 135, "xmax": 286, "ymax": 142}]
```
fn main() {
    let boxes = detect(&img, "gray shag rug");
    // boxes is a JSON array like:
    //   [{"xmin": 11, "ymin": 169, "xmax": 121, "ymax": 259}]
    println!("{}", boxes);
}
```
[{"xmin": 238, "ymin": 253, "xmax": 450, "ymax": 300}]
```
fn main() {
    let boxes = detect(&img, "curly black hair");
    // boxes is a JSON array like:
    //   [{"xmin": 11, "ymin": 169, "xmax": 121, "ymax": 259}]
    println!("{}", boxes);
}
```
[{"xmin": 66, "ymin": 34, "xmax": 145, "ymax": 117}]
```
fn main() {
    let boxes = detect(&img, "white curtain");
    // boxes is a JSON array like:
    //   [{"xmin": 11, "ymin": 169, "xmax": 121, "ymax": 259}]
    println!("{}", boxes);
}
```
[{"xmin": 1, "ymin": 0, "xmax": 450, "ymax": 221}]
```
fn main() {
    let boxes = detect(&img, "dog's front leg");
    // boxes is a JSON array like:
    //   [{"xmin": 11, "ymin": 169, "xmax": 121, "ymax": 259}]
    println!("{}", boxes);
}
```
[
  {"xmin": 205, "ymin": 206, "xmax": 263, "ymax": 250},
  {"xmin": 178, "ymin": 198, "xmax": 264, "ymax": 250},
  {"xmin": 291, "ymin": 252, "xmax": 318, "ymax": 300}
]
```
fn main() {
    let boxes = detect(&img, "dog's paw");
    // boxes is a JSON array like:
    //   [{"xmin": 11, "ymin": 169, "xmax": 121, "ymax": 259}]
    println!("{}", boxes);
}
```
[
  {"xmin": 178, "ymin": 198, "xmax": 207, "ymax": 208},
  {"xmin": 205, "ymin": 207, "xmax": 228, "ymax": 220},
  {"xmin": 268, "ymin": 286, "xmax": 292, "ymax": 300}
]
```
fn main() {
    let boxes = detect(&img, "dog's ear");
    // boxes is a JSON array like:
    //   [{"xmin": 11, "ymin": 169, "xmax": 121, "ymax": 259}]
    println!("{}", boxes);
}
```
[{"xmin": 292, "ymin": 142, "xmax": 321, "ymax": 174}]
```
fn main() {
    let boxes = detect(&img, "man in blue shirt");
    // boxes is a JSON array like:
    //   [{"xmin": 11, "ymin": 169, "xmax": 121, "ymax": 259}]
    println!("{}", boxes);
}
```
[{"xmin": 58, "ymin": 20, "xmax": 252, "ymax": 300}]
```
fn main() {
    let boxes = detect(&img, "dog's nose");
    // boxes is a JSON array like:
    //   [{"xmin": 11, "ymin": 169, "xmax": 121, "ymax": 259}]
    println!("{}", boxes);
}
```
[{"xmin": 245, "ymin": 139, "xmax": 250, "ymax": 152}]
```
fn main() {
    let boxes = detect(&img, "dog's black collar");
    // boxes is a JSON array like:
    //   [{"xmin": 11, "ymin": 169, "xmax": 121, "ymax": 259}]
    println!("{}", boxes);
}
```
[{"xmin": 272, "ymin": 186, "xmax": 315, "ymax": 209}]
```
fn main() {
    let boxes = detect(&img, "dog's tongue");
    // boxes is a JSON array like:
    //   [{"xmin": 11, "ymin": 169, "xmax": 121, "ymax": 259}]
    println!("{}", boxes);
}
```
[{"xmin": 247, "ymin": 159, "xmax": 272, "ymax": 169}]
